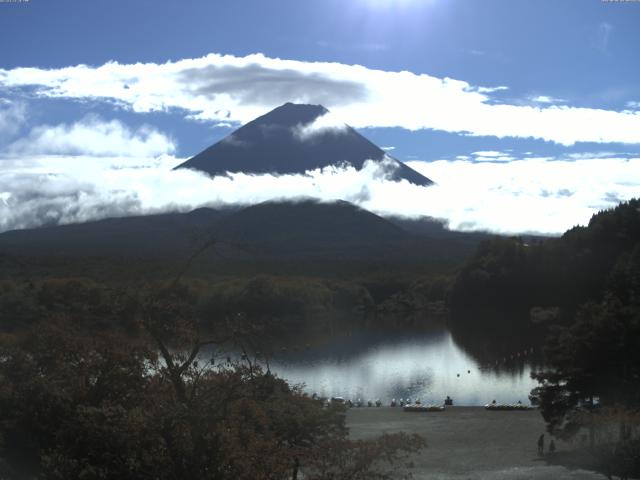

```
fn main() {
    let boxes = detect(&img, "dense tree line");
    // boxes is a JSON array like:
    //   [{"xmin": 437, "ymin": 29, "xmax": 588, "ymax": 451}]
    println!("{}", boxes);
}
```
[
  {"xmin": 451, "ymin": 199, "xmax": 640, "ymax": 478},
  {"xmin": 531, "ymin": 242, "xmax": 640, "ymax": 479},
  {"xmin": 450, "ymin": 199, "xmax": 640, "ymax": 327},
  {"xmin": 0, "ymin": 273, "xmax": 450, "ymax": 340}
]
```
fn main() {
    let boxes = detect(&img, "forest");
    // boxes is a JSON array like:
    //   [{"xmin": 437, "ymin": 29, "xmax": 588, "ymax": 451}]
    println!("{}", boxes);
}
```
[
  {"xmin": 451, "ymin": 199, "xmax": 640, "ymax": 478},
  {"xmin": 0, "ymin": 276, "xmax": 427, "ymax": 479},
  {"xmin": 0, "ymin": 199, "xmax": 639, "ymax": 478}
]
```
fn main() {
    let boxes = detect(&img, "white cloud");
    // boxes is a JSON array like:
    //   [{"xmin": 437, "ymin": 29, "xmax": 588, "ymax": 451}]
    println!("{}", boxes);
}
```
[
  {"xmin": 565, "ymin": 151, "xmax": 634, "ymax": 160},
  {"xmin": 626, "ymin": 101, "xmax": 640, "ymax": 110},
  {"xmin": 471, "ymin": 151, "xmax": 503, "ymax": 157},
  {"xmin": 0, "ymin": 98, "xmax": 27, "ymax": 139},
  {"xmin": 1, "ymin": 151, "xmax": 638, "ymax": 235},
  {"xmin": 530, "ymin": 95, "xmax": 566, "ymax": 104},
  {"xmin": 5, "ymin": 116, "xmax": 176, "ymax": 158},
  {"xmin": 476, "ymin": 86, "xmax": 509, "ymax": 93},
  {"xmin": 473, "ymin": 156, "xmax": 514, "ymax": 163},
  {"xmin": 403, "ymin": 157, "xmax": 640, "ymax": 234},
  {"xmin": 470, "ymin": 150, "xmax": 514, "ymax": 162},
  {"xmin": 293, "ymin": 111, "xmax": 349, "ymax": 141},
  {"xmin": 2, "ymin": 53, "xmax": 640, "ymax": 145}
]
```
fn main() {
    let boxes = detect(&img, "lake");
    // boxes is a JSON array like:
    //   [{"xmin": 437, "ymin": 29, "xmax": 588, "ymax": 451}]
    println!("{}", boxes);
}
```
[{"xmin": 259, "ymin": 325, "xmax": 539, "ymax": 406}]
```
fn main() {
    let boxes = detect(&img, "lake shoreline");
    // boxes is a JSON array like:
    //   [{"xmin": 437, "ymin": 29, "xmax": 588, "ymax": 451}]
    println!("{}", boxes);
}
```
[{"xmin": 346, "ymin": 407, "xmax": 603, "ymax": 479}]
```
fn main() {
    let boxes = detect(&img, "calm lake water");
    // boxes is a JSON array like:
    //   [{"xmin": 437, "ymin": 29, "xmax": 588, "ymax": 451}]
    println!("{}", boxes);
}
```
[{"xmin": 259, "ymin": 327, "xmax": 538, "ymax": 406}]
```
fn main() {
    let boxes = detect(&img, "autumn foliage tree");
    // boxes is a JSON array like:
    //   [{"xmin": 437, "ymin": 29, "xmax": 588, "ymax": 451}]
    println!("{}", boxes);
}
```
[{"xmin": 0, "ymin": 279, "xmax": 424, "ymax": 479}]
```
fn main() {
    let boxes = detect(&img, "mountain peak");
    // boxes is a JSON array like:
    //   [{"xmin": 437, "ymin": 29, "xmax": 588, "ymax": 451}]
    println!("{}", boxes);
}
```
[
  {"xmin": 267, "ymin": 102, "xmax": 329, "ymax": 124},
  {"xmin": 175, "ymin": 103, "xmax": 432, "ymax": 186},
  {"xmin": 238, "ymin": 102, "xmax": 330, "ymax": 131}
]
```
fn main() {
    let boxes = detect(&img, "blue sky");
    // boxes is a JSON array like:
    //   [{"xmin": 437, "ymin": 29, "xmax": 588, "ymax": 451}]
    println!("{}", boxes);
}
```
[{"xmin": 1, "ymin": 0, "xmax": 639, "ymax": 234}]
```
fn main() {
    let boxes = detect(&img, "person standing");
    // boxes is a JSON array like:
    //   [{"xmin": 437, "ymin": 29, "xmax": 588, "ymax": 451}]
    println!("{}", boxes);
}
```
[{"xmin": 537, "ymin": 434, "xmax": 545, "ymax": 455}]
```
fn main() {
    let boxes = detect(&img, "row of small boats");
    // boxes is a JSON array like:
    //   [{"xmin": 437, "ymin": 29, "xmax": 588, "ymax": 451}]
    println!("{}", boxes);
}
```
[
  {"xmin": 485, "ymin": 402, "xmax": 534, "ymax": 411},
  {"xmin": 327, "ymin": 397, "xmax": 449, "ymax": 411},
  {"xmin": 403, "ymin": 404, "xmax": 445, "ymax": 412},
  {"xmin": 321, "ymin": 396, "xmax": 533, "ymax": 411},
  {"xmin": 331, "ymin": 398, "xmax": 383, "ymax": 408}
]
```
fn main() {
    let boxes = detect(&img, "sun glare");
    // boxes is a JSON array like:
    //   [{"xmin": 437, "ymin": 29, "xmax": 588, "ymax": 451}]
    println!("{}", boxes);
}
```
[{"xmin": 361, "ymin": 0, "xmax": 433, "ymax": 8}]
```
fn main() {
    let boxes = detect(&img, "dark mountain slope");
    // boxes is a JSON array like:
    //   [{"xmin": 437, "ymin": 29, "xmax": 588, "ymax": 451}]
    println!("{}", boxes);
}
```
[
  {"xmin": 209, "ymin": 199, "xmax": 419, "ymax": 261},
  {"xmin": 0, "ymin": 201, "xmax": 492, "ymax": 277},
  {"xmin": 175, "ymin": 103, "xmax": 432, "ymax": 186},
  {"xmin": 0, "ymin": 208, "xmax": 226, "ymax": 257},
  {"xmin": 0, "ymin": 201, "xmax": 410, "ymax": 258}
]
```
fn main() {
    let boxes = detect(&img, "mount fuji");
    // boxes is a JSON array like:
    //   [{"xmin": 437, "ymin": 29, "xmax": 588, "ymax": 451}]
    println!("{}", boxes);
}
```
[{"xmin": 175, "ymin": 103, "xmax": 432, "ymax": 186}]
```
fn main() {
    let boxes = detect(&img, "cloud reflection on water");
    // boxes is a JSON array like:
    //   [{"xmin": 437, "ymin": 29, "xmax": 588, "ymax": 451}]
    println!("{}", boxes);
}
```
[{"xmin": 265, "ymin": 330, "xmax": 537, "ymax": 406}]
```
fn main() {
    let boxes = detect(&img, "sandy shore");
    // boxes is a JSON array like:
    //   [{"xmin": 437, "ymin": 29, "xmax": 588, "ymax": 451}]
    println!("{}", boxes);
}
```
[{"xmin": 346, "ymin": 406, "xmax": 604, "ymax": 480}]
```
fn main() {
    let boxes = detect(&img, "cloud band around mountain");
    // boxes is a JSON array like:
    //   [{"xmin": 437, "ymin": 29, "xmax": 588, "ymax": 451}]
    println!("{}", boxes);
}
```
[
  {"xmin": 1, "ymin": 149, "xmax": 638, "ymax": 236},
  {"xmin": 2, "ymin": 53, "xmax": 640, "ymax": 146}
]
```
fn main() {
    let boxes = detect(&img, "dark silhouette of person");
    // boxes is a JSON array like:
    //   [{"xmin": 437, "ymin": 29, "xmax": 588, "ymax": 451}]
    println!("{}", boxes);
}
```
[
  {"xmin": 537, "ymin": 434, "xmax": 545, "ymax": 455},
  {"xmin": 549, "ymin": 439, "xmax": 556, "ymax": 454},
  {"xmin": 444, "ymin": 396, "xmax": 453, "ymax": 406}
]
